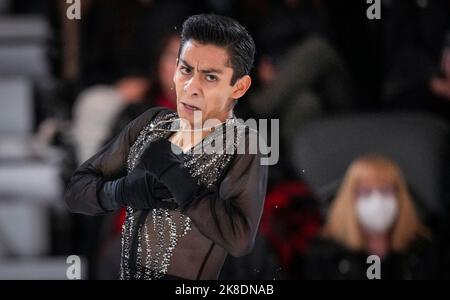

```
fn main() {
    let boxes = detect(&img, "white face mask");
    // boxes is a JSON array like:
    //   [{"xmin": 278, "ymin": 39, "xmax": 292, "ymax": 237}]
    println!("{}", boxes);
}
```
[{"xmin": 355, "ymin": 190, "xmax": 398, "ymax": 233}]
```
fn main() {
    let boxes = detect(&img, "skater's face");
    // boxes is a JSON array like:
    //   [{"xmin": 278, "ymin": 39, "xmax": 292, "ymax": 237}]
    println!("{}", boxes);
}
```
[{"xmin": 173, "ymin": 40, "xmax": 251, "ymax": 126}]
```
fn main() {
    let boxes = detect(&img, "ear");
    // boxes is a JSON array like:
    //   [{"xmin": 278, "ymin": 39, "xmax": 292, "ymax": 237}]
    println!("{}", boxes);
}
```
[
  {"xmin": 231, "ymin": 75, "xmax": 252, "ymax": 100},
  {"xmin": 173, "ymin": 58, "xmax": 179, "ymax": 84}
]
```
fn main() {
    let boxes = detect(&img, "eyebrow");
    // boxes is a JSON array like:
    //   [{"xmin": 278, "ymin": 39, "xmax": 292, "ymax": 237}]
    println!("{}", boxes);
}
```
[{"xmin": 180, "ymin": 59, "xmax": 223, "ymax": 74}]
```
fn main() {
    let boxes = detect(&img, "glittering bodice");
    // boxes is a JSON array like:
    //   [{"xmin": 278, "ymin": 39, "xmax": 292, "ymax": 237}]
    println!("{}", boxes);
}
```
[{"xmin": 119, "ymin": 110, "xmax": 245, "ymax": 280}]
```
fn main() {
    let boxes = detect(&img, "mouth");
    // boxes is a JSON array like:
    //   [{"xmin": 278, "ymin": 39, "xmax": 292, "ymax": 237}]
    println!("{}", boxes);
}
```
[{"xmin": 181, "ymin": 102, "xmax": 201, "ymax": 112}]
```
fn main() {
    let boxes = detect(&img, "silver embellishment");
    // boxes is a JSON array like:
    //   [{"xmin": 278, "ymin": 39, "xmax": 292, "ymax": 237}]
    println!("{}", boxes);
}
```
[{"xmin": 119, "ymin": 110, "xmax": 246, "ymax": 280}]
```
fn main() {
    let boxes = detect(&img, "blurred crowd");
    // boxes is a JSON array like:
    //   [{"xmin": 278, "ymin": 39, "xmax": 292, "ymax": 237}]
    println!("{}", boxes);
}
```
[{"xmin": 0, "ymin": 0, "xmax": 449, "ymax": 279}]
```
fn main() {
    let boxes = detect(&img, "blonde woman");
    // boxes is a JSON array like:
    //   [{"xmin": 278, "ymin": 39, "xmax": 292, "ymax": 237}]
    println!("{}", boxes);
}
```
[{"xmin": 304, "ymin": 154, "xmax": 447, "ymax": 279}]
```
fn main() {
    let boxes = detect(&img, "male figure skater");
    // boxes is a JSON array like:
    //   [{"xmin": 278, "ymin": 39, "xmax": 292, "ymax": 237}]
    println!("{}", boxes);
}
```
[{"xmin": 65, "ymin": 14, "xmax": 268, "ymax": 280}]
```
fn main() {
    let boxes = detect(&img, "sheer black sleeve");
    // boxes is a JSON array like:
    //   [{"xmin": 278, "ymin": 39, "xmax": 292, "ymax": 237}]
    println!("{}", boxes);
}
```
[
  {"xmin": 64, "ymin": 107, "xmax": 168, "ymax": 215},
  {"xmin": 183, "ymin": 140, "xmax": 269, "ymax": 257}
]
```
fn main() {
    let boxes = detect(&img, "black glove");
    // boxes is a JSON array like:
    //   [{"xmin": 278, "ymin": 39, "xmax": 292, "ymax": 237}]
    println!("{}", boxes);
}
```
[
  {"xmin": 138, "ymin": 138, "xmax": 208, "ymax": 209},
  {"xmin": 98, "ymin": 162, "xmax": 173, "ymax": 211}
]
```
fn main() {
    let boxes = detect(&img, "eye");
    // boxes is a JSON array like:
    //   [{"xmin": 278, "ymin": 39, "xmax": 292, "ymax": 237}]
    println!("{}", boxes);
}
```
[
  {"xmin": 205, "ymin": 74, "xmax": 217, "ymax": 82},
  {"xmin": 356, "ymin": 187, "xmax": 371, "ymax": 197},
  {"xmin": 180, "ymin": 66, "xmax": 191, "ymax": 75},
  {"xmin": 379, "ymin": 186, "xmax": 395, "ymax": 196}
]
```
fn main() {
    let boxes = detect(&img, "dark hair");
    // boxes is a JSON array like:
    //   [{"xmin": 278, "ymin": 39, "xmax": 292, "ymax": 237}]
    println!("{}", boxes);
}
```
[{"xmin": 179, "ymin": 14, "xmax": 255, "ymax": 85}]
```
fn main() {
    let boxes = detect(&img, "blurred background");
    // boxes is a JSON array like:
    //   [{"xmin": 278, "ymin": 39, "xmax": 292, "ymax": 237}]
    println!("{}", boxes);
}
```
[{"xmin": 0, "ymin": 0, "xmax": 449, "ymax": 279}]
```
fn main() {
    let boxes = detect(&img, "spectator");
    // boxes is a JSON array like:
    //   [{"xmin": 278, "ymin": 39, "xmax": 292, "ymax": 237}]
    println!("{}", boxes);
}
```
[{"xmin": 304, "ymin": 154, "xmax": 449, "ymax": 279}]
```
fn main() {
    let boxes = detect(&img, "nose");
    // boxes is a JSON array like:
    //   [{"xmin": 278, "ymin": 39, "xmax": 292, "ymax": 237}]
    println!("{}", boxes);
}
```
[{"xmin": 183, "ymin": 76, "xmax": 201, "ymax": 96}]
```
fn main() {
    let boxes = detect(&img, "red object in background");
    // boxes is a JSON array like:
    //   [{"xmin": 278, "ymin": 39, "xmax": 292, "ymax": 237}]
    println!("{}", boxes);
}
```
[
  {"xmin": 155, "ymin": 95, "xmax": 177, "ymax": 110},
  {"xmin": 113, "ymin": 208, "xmax": 127, "ymax": 235},
  {"xmin": 259, "ymin": 180, "xmax": 322, "ymax": 268}
]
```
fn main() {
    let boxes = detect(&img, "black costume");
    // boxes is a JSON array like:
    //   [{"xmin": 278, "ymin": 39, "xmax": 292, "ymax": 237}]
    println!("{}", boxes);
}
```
[{"xmin": 65, "ymin": 107, "xmax": 268, "ymax": 280}]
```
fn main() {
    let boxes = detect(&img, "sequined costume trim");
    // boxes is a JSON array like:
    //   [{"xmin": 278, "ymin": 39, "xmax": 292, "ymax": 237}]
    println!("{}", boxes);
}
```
[{"xmin": 120, "ymin": 110, "xmax": 246, "ymax": 279}]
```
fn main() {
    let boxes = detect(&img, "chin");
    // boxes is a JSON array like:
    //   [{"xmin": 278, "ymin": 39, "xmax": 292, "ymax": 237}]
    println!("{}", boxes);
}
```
[
  {"xmin": 176, "ymin": 108, "xmax": 190, "ymax": 120},
  {"xmin": 176, "ymin": 111, "xmax": 193, "ymax": 127}
]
